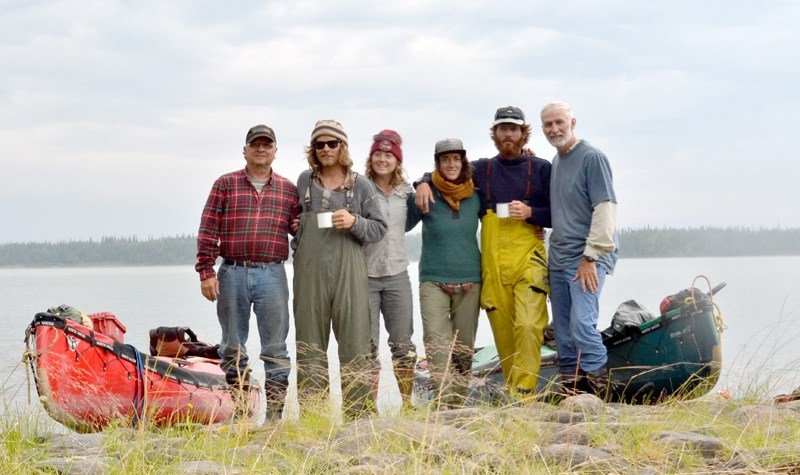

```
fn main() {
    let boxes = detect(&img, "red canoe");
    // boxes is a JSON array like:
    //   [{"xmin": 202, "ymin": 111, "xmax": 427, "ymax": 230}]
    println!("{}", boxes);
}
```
[{"xmin": 25, "ymin": 312, "xmax": 259, "ymax": 432}]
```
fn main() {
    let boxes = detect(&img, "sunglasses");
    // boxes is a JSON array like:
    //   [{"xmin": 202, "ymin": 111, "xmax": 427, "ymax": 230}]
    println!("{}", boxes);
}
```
[
  {"xmin": 314, "ymin": 140, "xmax": 341, "ymax": 150},
  {"xmin": 248, "ymin": 141, "xmax": 275, "ymax": 150}
]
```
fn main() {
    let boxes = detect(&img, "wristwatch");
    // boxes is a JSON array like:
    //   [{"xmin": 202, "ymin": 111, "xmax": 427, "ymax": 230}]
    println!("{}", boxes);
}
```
[{"xmin": 583, "ymin": 255, "xmax": 596, "ymax": 263}]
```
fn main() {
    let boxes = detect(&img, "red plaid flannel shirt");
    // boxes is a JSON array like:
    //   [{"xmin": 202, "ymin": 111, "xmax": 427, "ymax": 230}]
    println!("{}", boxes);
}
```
[{"xmin": 195, "ymin": 168, "xmax": 300, "ymax": 281}]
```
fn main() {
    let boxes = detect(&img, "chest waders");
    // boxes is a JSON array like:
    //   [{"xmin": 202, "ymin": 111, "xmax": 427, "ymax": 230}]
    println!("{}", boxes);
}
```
[
  {"xmin": 480, "ymin": 160, "xmax": 550, "ymax": 396},
  {"xmin": 293, "ymin": 172, "xmax": 374, "ymax": 417}
]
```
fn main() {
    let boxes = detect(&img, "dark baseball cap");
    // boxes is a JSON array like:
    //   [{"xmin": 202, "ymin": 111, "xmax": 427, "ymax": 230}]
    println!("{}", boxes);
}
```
[
  {"xmin": 492, "ymin": 106, "xmax": 525, "ymax": 126},
  {"xmin": 246, "ymin": 124, "xmax": 276, "ymax": 144}
]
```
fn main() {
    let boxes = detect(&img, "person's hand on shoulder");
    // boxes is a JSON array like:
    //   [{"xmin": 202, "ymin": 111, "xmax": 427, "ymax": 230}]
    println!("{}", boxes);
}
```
[{"xmin": 414, "ymin": 182, "xmax": 434, "ymax": 213}]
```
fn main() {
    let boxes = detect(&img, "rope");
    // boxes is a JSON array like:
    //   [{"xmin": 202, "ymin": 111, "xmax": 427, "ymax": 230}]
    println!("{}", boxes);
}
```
[
  {"xmin": 130, "ymin": 345, "xmax": 146, "ymax": 428},
  {"xmin": 22, "ymin": 353, "xmax": 33, "ymax": 405},
  {"xmin": 22, "ymin": 326, "xmax": 35, "ymax": 405},
  {"xmin": 712, "ymin": 301, "xmax": 726, "ymax": 334},
  {"xmin": 690, "ymin": 274, "xmax": 725, "ymax": 334}
]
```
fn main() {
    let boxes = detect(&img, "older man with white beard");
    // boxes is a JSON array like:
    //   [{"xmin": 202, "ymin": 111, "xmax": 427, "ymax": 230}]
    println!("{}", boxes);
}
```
[{"xmin": 540, "ymin": 101, "xmax": 619, "ymax": 397}]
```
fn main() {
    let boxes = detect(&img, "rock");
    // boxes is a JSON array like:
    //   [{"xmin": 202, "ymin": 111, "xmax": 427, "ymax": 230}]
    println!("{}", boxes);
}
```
[
  {"xmin": 171, "ymin": 460, "xmax": 246, "ymax": 474},
  {"xmin": 343, "ymin": 453, "xmax": 410, "ymax": 473},
  {"xmin": 538, "ymin": 443, "xmax": 625, "ymax": 471},
  {"xmin": 731, "ymin": 404, "xmax": 790, "ymax": 425},
  {"xmin": 495, "ymin": 405, "xmax": 558, "ymax": 425},
  {"xmin": 229, "ymin": 443, "xmax": 267, "ymax": 459},
  {"xmin": 630, "ymin": 467, "xmax": 662, "ymax": 475},
  {"xmin": 425, "ymin": 407, "xmax": 486, "ymax": 428},
  {"xmin": 711, "ymin": 450, "xmax": 761, "ymax": 473},
  {"xmin": 559, "ymin": 393, "xmax": 606, "ymax": 415},
  {"xmin": 653, "ymin": 431, "xmax": 728, "ymax": 460},
  {"xmin": 749, "ymin": 443, "xmax": 800, "ymax": 464},
  {"xmin": 331, "ymin": 416, "xmax": 486, "ymax": 459},
  {"xmin": 540, "ymin": 409, "xmax": 586, "ymax": 424},
  {"xmin": 140, "ymin": 436, "xmax": 191, "ymax": 460},
  {"xmin": 547, "ymin": 423, "xmax": 593, "ymax": 445},
  {"xmin": 775, "ymin": 399, "xmax": 800, "ymax": 412},
  {"xmin": 90, "ymin": 432, "xmax": 187, "ymax": 460},
  {"xmin": 35, "ymin": 455, "xmax": 114, "ymax": 475},
  {"xmin": 339, "ymin": 464, "xmax": 385, "ymax": 475},
  {"xmin": 41, "ymin": 432, "xmax": 106, "ymax": 454},
  {"xmin": 605, "ymin": 402, "xmax": 659, "ymax": 419},
  {"xmin": 520, "ymin": 401, "xmax": 556, "ymax": 413},
  {"xmin": 546, "ymin": 421, "xmax": 632, "ymax": 446}
]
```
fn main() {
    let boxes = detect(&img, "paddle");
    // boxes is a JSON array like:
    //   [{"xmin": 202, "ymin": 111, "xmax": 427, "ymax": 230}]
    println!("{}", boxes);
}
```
[{"xmin": 709, "ymin": 282, "xmax": 727, "ymax": 296}]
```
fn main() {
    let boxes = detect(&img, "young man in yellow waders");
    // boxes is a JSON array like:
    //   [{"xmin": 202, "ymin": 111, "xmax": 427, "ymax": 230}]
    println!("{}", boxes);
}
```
[{"xmin": 415, "ymin": 106, "xmax": 551, "ymax": 398}]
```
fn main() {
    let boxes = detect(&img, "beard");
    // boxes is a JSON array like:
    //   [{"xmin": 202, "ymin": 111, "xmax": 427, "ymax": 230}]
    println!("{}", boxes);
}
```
[
  {"xmin": 493, "ymin": 135, "xmax": 526, "ymax": 157},
  {"xmin": 546, "ymin": 129, "xmax": 575, "ymax": 149}
]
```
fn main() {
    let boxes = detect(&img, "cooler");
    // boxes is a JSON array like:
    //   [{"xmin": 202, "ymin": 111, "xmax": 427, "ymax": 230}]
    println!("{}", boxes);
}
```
[{"xmin": 88, "ymin": 311, "xmax": 127, "ymax": 343}]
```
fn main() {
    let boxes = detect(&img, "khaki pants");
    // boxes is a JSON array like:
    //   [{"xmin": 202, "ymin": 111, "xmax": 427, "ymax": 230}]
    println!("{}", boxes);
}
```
[{"xmin": 419, "ymin": 281, "xmax": 480, "ymax": 406}]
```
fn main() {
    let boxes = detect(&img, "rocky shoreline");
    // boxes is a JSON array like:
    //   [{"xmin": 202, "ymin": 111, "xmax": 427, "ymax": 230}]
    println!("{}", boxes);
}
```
[{"xmin": 21, "ymin": 394, "xmax": 800, "ymax": 474}]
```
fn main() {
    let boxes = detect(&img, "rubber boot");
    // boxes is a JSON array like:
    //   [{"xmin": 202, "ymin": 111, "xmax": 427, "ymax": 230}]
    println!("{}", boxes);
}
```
[
  {"xmin": 585, "ymin": 366, "xmax": 609, "ymax": 400},
  {"xmin": 263, "ymin": 379, "xmax": 287, "ymax": 425},
  {"xmin": 230, "ymin": 371, "xmax": 253, "ymax": 422},
  {"xmin": 394, "ymin": 365, "xmax": 415, "ymax": 407},
  {"xmin": 370, "ymin": 366, "xmax": 381, "ymax": 407},
  {"xmin": 559, "ymin": 370, "xmax": 587, "ymax": 396}
]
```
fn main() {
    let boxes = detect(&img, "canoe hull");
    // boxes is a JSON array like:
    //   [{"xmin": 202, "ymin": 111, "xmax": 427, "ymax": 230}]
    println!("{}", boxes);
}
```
[{"xmin": 27, "ymin": 313, "xmax": 259, "ymax": 432}]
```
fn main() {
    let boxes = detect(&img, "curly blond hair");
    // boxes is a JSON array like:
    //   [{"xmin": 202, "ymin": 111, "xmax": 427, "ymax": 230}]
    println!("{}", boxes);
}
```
[{"xmin": 304, "ymin": 140, "xmax": 353, "ymax": 174}]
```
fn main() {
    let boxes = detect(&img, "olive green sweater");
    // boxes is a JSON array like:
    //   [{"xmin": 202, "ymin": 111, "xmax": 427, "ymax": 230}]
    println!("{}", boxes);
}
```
[{"xmin": 406, "ymin": 189, "xmax": 481, "ymax": 284}]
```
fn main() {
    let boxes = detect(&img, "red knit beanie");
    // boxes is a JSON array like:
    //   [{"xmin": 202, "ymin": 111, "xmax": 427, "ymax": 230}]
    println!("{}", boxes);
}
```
[{"xmin": 370, "ymin": 129, "xmax": 403, "ymax": 162}]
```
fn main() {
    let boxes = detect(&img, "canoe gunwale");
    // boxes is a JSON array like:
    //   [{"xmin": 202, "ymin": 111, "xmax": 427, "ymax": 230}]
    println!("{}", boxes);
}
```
[{"xmin": 30, "ymin": 313, "xmax": 236, "ymax": 391}]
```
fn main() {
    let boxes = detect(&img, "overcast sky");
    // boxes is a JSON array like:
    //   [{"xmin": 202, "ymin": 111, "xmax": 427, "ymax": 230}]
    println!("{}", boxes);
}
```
[{"xmin": 2, "ymin": 0, "xmax": 798, "ymax": 243}]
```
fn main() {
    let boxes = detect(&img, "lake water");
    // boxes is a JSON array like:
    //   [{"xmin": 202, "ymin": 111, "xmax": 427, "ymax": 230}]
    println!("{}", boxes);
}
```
[{"xmin": 2, "ymin": 256, "xmax": 799, "ymax": 420}]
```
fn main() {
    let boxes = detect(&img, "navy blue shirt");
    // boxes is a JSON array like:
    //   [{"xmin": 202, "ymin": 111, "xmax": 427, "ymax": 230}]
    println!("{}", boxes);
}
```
[{"xmin": 472, "ymin": 155, "xmax": 551, "ymax": 227}]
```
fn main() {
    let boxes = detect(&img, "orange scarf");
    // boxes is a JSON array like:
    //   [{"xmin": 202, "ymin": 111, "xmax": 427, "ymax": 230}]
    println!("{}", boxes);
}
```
[{"xmin": 431, "ymin": 171, "xmax": 474, "ymax": 211}]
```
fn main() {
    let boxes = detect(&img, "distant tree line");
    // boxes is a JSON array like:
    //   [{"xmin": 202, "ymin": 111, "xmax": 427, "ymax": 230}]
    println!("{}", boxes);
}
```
[
  {"xmin": 0, "ymin": 235, "xmax": 196, "ymax": 267},
  {"xmin": 0, "ymin": 227, "xmax": 798, "ymax": 268},
  {"xmin": 618, "ymin": 226, "xmax": 800, "ymax": 258}
]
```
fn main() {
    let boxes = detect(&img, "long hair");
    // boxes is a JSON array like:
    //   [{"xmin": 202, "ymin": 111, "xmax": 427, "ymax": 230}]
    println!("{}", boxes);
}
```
[
  {"xmin": 434, "ymin": 152, "xmax": 473, "ymax": 185},
  {"xmin": 365, "ymin": 154, "xmax": 407, "ymax": 186},
  {"xmin": 303, "ymin": 141, "xmax": 353, "ymax": 174}
]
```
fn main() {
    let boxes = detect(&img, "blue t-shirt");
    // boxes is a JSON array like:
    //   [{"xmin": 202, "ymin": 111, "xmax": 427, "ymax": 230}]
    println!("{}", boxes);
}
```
[{"xmin": 548, "ymin": 140, "xmax": 619, "ymax": 273}]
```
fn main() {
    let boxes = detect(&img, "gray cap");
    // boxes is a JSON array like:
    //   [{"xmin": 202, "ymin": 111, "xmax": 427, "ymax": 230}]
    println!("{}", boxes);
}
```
[
  {"xmin": 492, "ymin": 106, "xmax": 525, "ymax": 126},
  {"xmin": 246, "ymin": 124, "xmax": 276, "ymax": 144},
  {"xmin": 434, "ymin": 138, "xmax": 466, "ymax": 158}
]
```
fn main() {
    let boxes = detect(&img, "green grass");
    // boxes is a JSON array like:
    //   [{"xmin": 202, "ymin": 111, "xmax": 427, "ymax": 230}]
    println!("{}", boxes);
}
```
[{"xmin": 2, "ymin": 387, "xmax": 800, "ymax": 474}]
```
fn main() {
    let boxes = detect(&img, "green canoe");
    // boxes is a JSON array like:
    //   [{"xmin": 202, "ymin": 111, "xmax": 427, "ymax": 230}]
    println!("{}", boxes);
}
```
[{"xmin": 414, "ymin": 283, "xmax": 725, "ymax": 404}]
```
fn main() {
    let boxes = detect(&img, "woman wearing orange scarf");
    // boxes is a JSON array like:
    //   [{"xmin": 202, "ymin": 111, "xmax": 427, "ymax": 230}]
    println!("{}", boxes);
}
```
[{"xmin": 406, "ymin": 138, "xmax": 481, "ymax": 408}]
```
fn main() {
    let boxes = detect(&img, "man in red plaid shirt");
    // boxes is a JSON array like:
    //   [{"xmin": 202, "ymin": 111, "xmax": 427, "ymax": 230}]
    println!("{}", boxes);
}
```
[{"xmin": 195, "ymin": 124, "xmax": 301, "ymax": 423}]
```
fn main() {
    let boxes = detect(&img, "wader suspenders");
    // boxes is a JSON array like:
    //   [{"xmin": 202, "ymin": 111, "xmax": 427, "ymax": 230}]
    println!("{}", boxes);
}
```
[
  {"xmin": 484, "ymin": 158, "xmax": 534, "ymax": 212},
  {"xmin": 304, "ymin": 171, "xmax": 357, "ymax": 212}
]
